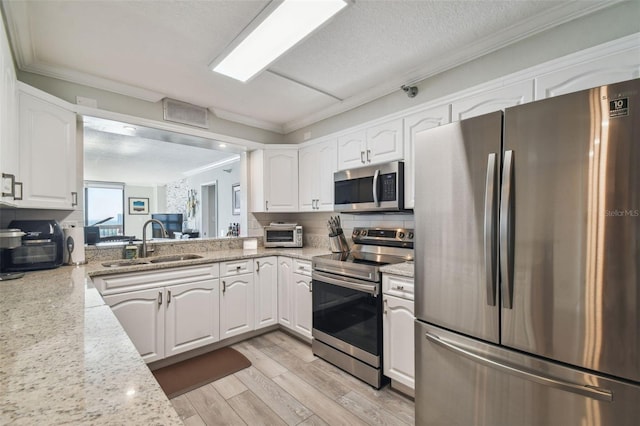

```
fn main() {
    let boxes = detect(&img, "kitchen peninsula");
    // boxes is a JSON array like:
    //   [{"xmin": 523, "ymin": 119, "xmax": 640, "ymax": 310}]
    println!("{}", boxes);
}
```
[{"xmin": 0, "ymin": 241, "xmax": 328, "ymax": 424}]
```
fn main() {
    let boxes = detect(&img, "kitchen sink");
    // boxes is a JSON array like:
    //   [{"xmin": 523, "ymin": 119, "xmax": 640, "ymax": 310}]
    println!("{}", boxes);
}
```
[
  {"xmin": 148, "ymin": 254, "xmax": 203, "ymax": 263},
  {"xmin": 101, "ymin": 259, "xmax": 151, "ymax": 267}
]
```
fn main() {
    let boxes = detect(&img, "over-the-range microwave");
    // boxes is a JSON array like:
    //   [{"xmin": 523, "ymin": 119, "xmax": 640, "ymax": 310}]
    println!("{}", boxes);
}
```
[
  {"xmin": 264, "ymin": 224, "xmax": 303, "ymax": 248},
  {"xmin": 334, "ymin": 160, "xmax": 406, "ymax": 213}
]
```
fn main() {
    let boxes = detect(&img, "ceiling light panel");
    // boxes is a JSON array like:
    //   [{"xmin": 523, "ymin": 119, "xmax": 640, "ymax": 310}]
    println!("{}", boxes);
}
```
[{"xmin": 212, "ymin": 0, "xmax": 349, "ymax": 82}]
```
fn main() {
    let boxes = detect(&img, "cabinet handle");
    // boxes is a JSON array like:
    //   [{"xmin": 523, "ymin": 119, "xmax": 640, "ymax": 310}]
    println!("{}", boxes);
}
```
[
  {"xmin": 13, "ymin": 182, "xmax": 23, "ymax": 201},
  {"xmin": 366, "ymin": 149, "xmax": 371, "ymax": 162},
  {"xmin": 256, "ymin": 261, "xmax": 260, "ymax": 272},
  {"xmin": 167, "ymin": 290, "xmax": 171, "ymax": 304},
  {"xmin": 223, "ymin": 280, "xmax": 226, "ymax": 294},
  {"xmin": 1, "ymin": 173, "xmax": 15, "ymax": 197},
  {"xmin": 158, "ymin": 291, "xmax": 163, "ymax": 306},
  {"xmin": 71, "ymin": 191, "xmax": 78, "ymax": 207},
  {"xmin": 395, "ymin": 285, "xmax": 404, "ymax": 290},
  {"xmin": 309, "ymin": 281, "xmax": 312, "ymax": 292},
  {"xmin": 236, "ymin": 265, "xmax": 241, "ymax": 272},
  {"xmin": 266, "ymin": 200, "xmax": 269, "ymax": 211},
  {"xmin": 360, "ymin": 151, "xmax": 365, "ymax": 163}
]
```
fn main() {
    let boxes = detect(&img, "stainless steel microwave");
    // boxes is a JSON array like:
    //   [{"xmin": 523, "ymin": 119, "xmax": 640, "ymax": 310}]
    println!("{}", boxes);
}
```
[
  {"xmin": 264, "ymin": 224, "xmax": 303, "ymax": 248},
  {"xmin": 334, "ymin": 161, "xmax": 405, "ymax": 212}
]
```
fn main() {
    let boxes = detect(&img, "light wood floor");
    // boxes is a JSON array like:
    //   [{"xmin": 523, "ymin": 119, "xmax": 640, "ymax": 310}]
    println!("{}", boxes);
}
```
[{"xmin": 170, "ymin": 330, "xmax": 415, "ymax": 425}]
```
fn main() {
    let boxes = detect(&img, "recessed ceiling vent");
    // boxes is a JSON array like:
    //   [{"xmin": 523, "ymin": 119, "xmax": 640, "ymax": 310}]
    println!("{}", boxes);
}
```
[{"xmin": 163, "ymin": 98, "xmax": 209, "ymax": 129}]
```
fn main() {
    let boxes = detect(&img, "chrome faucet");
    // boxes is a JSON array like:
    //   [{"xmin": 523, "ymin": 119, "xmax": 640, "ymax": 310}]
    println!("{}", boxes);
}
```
[{"xmin": 141, "ymin": 219, "xmax": 168, "ymax": 258}]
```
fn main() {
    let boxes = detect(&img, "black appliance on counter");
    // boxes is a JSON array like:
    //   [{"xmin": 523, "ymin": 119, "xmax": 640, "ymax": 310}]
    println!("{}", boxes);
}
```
[
  {"xmin": 1, "ymin": 220, "xmax": 64, "ymax": 272},
  {"xmin": 311, "ymin": 227, "xmax": 414, "ymax": 388}
]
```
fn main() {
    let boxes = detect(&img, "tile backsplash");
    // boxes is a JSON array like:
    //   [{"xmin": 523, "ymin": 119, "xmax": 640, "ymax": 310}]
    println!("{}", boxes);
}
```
[{"xmin": 249, "ymin": 211, "xmax": 414, "ymax": 249}]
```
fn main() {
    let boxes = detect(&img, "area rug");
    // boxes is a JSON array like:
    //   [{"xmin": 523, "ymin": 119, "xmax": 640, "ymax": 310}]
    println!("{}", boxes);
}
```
[{"xmin": 152, "ymin": 347, "xmax": 251, "ymax": 399}]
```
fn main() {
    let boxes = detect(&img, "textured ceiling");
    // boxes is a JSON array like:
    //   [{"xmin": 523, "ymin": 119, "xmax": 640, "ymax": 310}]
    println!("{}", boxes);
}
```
[{"xmin": 2, "ymin": 0, "xmax": 618, "ymax": 133}]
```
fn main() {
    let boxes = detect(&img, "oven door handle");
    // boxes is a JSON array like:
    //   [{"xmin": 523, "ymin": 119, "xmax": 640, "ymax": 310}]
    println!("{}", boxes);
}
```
[{"xmin": 312, "ymin": 271, "xmax": 378, "ymax": 297}]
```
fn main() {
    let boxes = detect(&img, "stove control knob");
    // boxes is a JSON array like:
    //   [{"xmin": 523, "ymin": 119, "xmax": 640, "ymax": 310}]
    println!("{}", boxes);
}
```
[
  {"xmin": 360, "ymin": 230, "xmax": 367, "ymax": 236},
  {"xmin": 408, "ymin": 232, "xmax": 414, "ymax": 240},
  {"xmin": 352, "ymin": 230, "xmax": 358, "ymax": 237},
  {"xmin": 398, "ymin": 232, "xmax": 405, "ymax": 239}
]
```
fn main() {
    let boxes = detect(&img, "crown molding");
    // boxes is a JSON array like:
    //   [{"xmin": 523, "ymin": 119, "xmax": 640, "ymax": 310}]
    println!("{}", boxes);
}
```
[{"xmin": 211, "ymin": 108, "xmax": 285, "ymax": 134}]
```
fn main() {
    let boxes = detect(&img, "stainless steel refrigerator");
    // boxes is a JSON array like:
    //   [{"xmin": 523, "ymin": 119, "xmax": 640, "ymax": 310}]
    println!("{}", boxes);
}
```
[{"xmin": 414, "ymin": 78, "xmax": 640, "ymax": 425}]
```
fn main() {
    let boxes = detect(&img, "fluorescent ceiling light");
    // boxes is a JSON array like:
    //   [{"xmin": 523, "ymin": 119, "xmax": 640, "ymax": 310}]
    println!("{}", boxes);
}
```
[{"xmin": 212, "ymin": 0, "xmax": 349, "ymax": 82}]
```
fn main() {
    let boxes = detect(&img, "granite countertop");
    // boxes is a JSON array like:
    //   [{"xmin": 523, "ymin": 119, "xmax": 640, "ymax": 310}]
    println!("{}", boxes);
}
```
[
  {"xmin": 379, "ymin": 261, "xmax": 415, "ymax": 278},
  {"xmin": 0, "ymin": 247, "xmax": 328, "ymax": 424}
]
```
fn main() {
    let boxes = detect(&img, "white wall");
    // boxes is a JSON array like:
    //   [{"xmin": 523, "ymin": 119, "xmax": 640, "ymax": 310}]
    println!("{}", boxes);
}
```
[{"xmin": 124, "ymin": 185, "xmax": 156, "ymax": 239}]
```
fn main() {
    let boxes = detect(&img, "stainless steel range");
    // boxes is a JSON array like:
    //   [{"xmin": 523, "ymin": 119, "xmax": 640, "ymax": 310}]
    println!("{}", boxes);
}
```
[{"xmin": 311, "ymin": 227, "xmax": 414, "ymax": 388}]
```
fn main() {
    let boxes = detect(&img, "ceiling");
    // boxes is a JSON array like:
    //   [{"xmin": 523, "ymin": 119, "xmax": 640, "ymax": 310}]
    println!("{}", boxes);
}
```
[
  {"xmin": 83, "ymin": 116, "xmax": 240, "ymax": 186},
  {"xmin": 2, "ymin": 1, "xmax": 618, "ymax": 134}
]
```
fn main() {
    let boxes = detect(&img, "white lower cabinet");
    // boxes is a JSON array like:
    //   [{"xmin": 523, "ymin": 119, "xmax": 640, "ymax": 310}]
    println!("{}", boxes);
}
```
[
  {"xmin": 165, "ymin": 280, "xmax": 220, "ymax": 357},
  {"xmin": 278, "ymin": 257, "xmax": 313, "ymax": 340},
  {"xmin": 104, "ymin": 287, "xmax": 165, "ymax": 363},
  {"xmin": 254, "ymin": 257, "xmax": 278, "ymax": 329},
  {"xmin": 277, "ymin": 257, "xmax": 294, "ymax": 328},
  {"xmin": 101, "ymin": 263, "xmax": 220, "ymax": 363},
  {"xmin": 382, "ymin": 274, "xmax": 415, "ymax": 393},
  {"xmin": 220, "ymin": 260, "xmax": 255, "ymax": 339}
]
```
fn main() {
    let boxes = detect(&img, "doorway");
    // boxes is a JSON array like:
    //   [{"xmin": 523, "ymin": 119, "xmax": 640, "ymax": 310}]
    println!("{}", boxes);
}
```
[{"xmin": 201, "ymin": 181, "xmax": 218, "ymax": 238}]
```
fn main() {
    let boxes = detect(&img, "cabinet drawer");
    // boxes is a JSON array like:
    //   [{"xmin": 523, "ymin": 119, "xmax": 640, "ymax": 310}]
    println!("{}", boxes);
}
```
[
  {"xmin": 382, "ymin": 274, "xmax": 414, "ymax": 300},
  {"xmin": 293, "ymin": 259, "xmax": 312, "ymax": 276},
  {"xmin": 220, "ymin": 259, "xmax": 254, "ymax": 276},
  {"xmin": 93, "ymin": 263, "xmax": 220, "ymax": 295}
]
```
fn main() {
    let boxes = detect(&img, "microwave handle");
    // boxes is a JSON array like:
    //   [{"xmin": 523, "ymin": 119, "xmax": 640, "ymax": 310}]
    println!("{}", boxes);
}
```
[{"xmin": 372, "ymin": 169, "xmax": 380, "ymax": 206}]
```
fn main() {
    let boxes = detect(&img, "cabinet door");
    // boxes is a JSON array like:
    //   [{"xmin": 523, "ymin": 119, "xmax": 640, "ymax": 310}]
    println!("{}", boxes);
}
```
[
  {"xmin": 451, "ymin": 80, "xmax": 534, "ymax": 121},
  {"xmin": 337, "ymin": 129, "xmax": 366, "ymax": 170},
  {"xmin": 403, "ymin": 105, "xmax": 450, "ymax": 209},
  {"xmin": 263, "ymin": 149, "xmax": 298, "ymax": 212},
  {"xmin": 0, "ymin": 28, "xmax": 19, "ymax": 205},
  {"xmin": 298, "ymin": 145, "xmax": 317, "ymax": 211},
  {"xmin": 104, "ymin": 288, "xmax": 165, "ymax": 363},
  {"xmin": 254, "ymin": 257, "xmax": 278, "ymax": 329},
  {"xmin": 220, "ymin": 274, "xmax": 255, "ymax": 339},
  {"xmin": 316, "ymin": 139, "xmax": 337, "ymax": 211},
  {"xmin": 165, "ymin": 279, "xmax": 220, "ymax": 357},
  {"xmin": 277, "ymin": 257, "xmax": 293, "ymax": 329},
  {"xmin": 292, "ymin": 273, "xmax": 312, "ymax": 339},
  {"xmin": 18, "ymin": 90, "xmax": 77, "ymax": 209},
  {"xmin": 365, "ymin": 118, "xmax": 404, "ymax": 165},
  {"xmin": 383, "ymin": 294, "xmax": 415, "ymax": 389}
]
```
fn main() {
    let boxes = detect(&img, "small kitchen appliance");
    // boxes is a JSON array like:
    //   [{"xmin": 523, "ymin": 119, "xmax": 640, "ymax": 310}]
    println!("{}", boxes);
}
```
[
  {"xmin": 311, "ymin": 227, "xmax": 413, "ymax": 388},
  {"xmin": 1, "ymin": 220, "xmax": 64, "ymax": 272},
  {"xmin": 264, "ymin": 223, "xmax": 303, "ymax": 248}
]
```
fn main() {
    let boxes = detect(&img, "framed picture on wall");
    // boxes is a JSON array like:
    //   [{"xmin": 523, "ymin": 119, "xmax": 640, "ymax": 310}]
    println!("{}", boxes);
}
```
[
  {"xmin": 232, "ymin": 183, "xmax": 240, "ymax": 215},
  {"xmin": 128, "ymin": 197, "xmax": 149, "ymax": 215}
]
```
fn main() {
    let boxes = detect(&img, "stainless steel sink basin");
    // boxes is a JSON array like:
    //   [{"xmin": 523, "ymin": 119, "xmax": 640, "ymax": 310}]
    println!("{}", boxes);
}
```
[
  {"xmin": 101, "ymin": 259, "xmax": 151, "ymax": 267},
  {"xmin": 148, "ymin": 254, "xmax": 203, "ymax": 263}
]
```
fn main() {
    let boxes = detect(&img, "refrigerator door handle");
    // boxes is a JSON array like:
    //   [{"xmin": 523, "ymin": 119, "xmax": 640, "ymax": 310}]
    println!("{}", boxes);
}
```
[
  {"xmin": 484, "ymin": 153, "xmax": 497, "ymax": 306},
  {"xmin": 425, "ymin": 332, "xmax": 613, "ymax": 402},
  {"xmin": 500, "ymin": 150, "xmax": 515, "ymax": 309}
]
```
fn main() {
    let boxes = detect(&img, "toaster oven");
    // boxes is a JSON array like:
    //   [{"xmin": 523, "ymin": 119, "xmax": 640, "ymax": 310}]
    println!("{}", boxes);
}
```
[{"xmin": 264, "ymin": 224, "xmax": 303, "ymax": 248}]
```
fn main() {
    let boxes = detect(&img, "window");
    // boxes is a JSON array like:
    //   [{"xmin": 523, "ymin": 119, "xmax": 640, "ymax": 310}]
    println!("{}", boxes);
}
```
[{"xmin": 84, "ymin": 182, "xmax": 124, "ymax": 237}]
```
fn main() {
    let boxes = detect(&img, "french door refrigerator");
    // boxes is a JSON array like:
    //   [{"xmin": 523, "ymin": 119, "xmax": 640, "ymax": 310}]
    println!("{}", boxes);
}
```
[{"xmin": 414, "ymin": 78, "xmax": 640, "ymax": 426}]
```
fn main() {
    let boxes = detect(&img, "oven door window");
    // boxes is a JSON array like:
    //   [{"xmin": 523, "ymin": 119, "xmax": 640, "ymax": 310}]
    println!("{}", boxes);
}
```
[
  {"xmin": 266, "ymin": 230, "xmax": 294, "ymax": 243},
  {"xmin": 312, "ymin": 278, "xmax": 381, "ymax": 356}
]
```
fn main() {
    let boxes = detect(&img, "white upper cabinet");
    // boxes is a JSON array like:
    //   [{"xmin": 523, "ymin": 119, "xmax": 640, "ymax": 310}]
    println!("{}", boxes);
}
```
[
  {"xmin": 451, "ymin": 80, "xmax": 534, "ymax": 121},
  {"xmin": 17, "ymin": 85, "xmax": 77, "ymax": 209},
  {"xmin": 536, "ymin": 46, "xmax": 640, "ymax": 100},
  {"xmin": 337, "ymin": 118, "xmax": 403, "ymax": 170},
  {"xmin": 403, "ymin": 104, "xmax": 451, "ymax": 209},
  {"xmin": 299, "ymin": 138, "xmax": 337, "ymax": 211},
  {"xmin": 0, "ymin": 18, "xmax": 19, "ymax": 206},
  {"xmin": 250, "ymin": 148, "xmax": 298, "ymax": 212}
]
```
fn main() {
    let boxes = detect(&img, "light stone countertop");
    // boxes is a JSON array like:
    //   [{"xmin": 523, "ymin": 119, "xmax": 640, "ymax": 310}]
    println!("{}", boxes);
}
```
[
  {"xmin": 379, "ymin": 261, "xmax": 415, "ymax": 278},
  {"xmin": 0, "ymin": 247, "xmax": 328, "ymax": 425}
]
